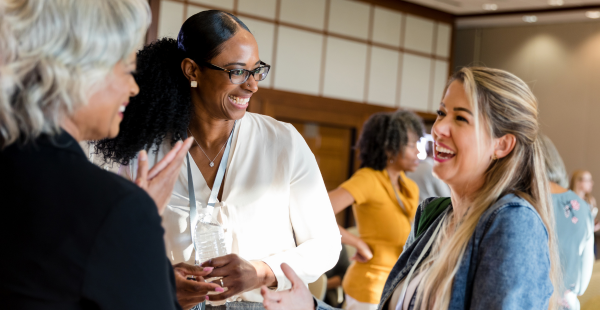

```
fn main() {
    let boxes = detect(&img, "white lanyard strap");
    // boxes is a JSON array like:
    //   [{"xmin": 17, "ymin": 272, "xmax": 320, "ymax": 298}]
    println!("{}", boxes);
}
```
[
  {"xmin": 395, "ymin": 213, "xmax": 447, "ymax": 310},
  {"xmin": 186, "ymin": 120, "xmax": 237, "ymax": 247},
  {"xmin": 388, "ymin": 172, "xmax": 408, "ymax": 216}
]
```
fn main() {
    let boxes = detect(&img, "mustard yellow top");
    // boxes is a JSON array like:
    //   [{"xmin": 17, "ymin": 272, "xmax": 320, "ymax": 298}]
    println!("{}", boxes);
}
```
[{"xmin": 340, "ymin": 168, "xmax": 419, "ymax": 304}]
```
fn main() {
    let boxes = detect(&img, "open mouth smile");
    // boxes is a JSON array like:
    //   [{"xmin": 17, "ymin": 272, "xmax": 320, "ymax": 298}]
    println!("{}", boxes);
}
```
[{"xmin": 434, "ymin": 142, "xmax": 456, "ymax": 162}]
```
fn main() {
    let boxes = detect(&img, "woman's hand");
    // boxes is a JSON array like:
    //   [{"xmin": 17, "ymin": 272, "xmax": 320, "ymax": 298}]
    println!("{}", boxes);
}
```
[
  {"xmin": 173, "ymin": 263, "xmax": 224, "ymax": 310},
  {"xmin": 201, "ymin": 254, "xmax": 277, "ymax": 301},
  {"xmin": 261, "ymin": 263, "xmax": 315, "ymax": 310},
  {"xmin": 351, "ymin": 238, "xmax": 373, "ymax": 263},
  {"xmin": 135, "ymin": 138, "xmax": 193, "ymax": 214}
]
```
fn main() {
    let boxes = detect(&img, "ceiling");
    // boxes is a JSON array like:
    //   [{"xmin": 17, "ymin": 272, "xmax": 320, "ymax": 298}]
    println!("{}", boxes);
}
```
[{"xmin": 405, "ymin": 0, "xmax": 600, "ymax": 15}]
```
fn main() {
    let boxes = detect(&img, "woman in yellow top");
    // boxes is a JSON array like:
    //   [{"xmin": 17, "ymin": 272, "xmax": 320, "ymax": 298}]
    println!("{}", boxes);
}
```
[{"xmin": 328, "ymin": 110, "xmax": 424, "ymax": 310}]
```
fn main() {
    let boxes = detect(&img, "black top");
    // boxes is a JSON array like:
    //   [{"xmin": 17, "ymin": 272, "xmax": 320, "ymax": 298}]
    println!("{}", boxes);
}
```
[{"xmin": 0, "ymin": 131, "xmax": 182, "ymax": 310}]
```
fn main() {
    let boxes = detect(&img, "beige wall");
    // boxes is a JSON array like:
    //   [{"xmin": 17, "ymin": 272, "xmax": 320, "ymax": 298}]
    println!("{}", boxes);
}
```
[
  {"xmin": 156, "ymin": 0, "xmax": 452, "ymax": 112},
  {"xmin": 455, "ymin": 21, "xmax": 600, "ymax": 199}
]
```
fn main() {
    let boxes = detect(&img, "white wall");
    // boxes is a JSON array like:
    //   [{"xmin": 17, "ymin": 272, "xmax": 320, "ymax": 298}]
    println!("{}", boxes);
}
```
[{"xmin": 155, "ymin": 0, "xmax": 452, "ymax": 112}]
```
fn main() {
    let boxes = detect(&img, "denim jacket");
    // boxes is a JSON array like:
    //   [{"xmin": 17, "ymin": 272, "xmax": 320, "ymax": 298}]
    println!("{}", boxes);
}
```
[{"xmin": 316, "ymin": 193, "xmax": 553, "ymax": 310}]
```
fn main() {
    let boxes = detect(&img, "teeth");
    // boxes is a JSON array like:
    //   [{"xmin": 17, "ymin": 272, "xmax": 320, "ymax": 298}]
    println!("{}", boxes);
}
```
[
  {"xmin": 436, "ymin": 145, "xmax": 455, "ymax": 155},
  {"xmin": 229, "ymin": 95, "xmax": 250, "ymax": 105},
  {"xmin": 119, "ymin": 105, "xmax": 126, "ymax": 113}
]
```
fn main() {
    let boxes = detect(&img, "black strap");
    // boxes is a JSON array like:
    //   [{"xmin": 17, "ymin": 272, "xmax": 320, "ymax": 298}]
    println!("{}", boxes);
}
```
[{"xmin": 416, "ymin": 197, "xmax": 452, "ymax": 238}]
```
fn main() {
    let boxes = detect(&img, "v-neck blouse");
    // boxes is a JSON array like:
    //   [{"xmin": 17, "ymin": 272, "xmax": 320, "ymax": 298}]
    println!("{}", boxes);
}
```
[{"xmin": 120, "ymin": 113, "xmax": 341, "ymax": 302}]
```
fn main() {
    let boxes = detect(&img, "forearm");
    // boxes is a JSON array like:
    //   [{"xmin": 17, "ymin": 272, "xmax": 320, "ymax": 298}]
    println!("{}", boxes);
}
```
[{"xmin": 339, "ymin": 225, "xmax": 360, "ymax": 247}]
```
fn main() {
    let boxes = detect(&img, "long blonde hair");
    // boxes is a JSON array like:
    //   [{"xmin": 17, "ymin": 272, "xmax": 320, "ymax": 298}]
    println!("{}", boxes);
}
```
[
  {"xmin": 569, "ymin": 170, "xmax": 597, "ymax": 209},
  {"xmin": 416, "ymin": 67, "xmax": 560, "ymax": 309}
]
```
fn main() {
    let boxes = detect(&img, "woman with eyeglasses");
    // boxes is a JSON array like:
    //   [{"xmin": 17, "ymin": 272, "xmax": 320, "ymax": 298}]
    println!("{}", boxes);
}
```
[{"xmin": 94, "ymin": 10, "xmax": 341, "ymax": 310}]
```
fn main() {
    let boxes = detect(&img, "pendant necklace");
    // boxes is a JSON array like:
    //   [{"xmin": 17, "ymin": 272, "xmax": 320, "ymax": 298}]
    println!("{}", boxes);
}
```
[{"xmin": 187, "ymin": 129, "xmax": 228, "ymax": 167}]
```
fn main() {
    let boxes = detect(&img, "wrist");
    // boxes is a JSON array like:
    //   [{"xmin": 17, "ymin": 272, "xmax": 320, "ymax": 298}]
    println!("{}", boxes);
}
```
[{"xmin": 251, "ymin": 261, "xmax": 278, "ymax": 288}]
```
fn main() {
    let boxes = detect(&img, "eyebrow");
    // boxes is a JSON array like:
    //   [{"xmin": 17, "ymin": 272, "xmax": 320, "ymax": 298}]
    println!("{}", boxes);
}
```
[
  {"xmin": 223, "ymin": 60, "xmax": 262, "ymax": 67},
  {"xmin": 454, "ymin": 107, "xmax": 473, "ymax": 115},
  {"xmin": 440, "ymin": 102, "xmax": 473, "ymax": 115}
]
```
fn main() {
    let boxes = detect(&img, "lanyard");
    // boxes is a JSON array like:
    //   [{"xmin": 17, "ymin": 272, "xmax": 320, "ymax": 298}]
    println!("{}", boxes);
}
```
[
  {"xmin": 388, "ymin": 171, "xmax": 408, "ymax": 216},
  {"xmin": 395, "ymin": 212, "xmax": 447, "ymax": 310},
  {"xmin": 186, "ymin": 120, "xmax": 237, "ymax": 249}
]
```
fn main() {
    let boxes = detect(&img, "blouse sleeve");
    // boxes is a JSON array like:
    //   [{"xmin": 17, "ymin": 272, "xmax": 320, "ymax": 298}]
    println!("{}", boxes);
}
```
[
  {"xmin": 340, "ymin": 168, "xmax": 374, "ymax": 205},
  {"xmin": 470, "ymin": 205, "xmax": 553, "ymax": 309},
  {"xmin": 261, "ymin": 125, "xmax": 342, "ymax": 291}
]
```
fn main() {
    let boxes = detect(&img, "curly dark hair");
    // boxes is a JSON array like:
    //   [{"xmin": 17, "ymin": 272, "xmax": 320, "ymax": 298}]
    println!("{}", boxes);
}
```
[
  {"xmin": 357, "ymin": 110, "xmax": 425, "ymax": 170},
  {"xmin": 94, "ymin": 10, "xmax": 250, "ymax": 165}
]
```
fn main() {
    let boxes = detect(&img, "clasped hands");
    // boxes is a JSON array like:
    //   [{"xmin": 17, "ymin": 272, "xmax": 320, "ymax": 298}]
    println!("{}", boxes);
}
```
[{"xmin": 174, "ymin": 254, "xmax": 278, "ymax": 310}]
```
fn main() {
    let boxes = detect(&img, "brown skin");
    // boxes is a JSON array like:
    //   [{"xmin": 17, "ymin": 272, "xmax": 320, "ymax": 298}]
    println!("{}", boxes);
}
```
[
  {"xmin": 173, "ymin": 264, "xmax": 224, "ymax": 309},
  {"xmin": 328, "ymin": 132, "xmax": 421, "ymax": 263},
  {"xmin": 180, "ymin": 27, "xmax": 276, "ymax": 302}
]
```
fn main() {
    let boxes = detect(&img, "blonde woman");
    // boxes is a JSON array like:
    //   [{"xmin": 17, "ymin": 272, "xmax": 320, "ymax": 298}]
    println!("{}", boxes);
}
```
[{"xmin": 260, "ymin": 67, "xmax": 561, "ymax": 310}]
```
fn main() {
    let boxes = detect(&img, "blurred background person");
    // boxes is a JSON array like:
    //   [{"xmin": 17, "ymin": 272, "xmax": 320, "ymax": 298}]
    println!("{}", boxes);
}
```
[
  {"xmin": 94, "ymin": 10, "xmax": 341, "ymax": 309},
  {"xmin": 327, "ymin": 110, "xmax": 424, "ymax": 310},
  {"xmin": 570, "ymin": 170, "xmax": 600, "ymax": 260},
  {"xmin": 540, "ymin": 135, "xmax": 594, "ymax": 310},
  {"xmin": 0, "ymin": 0, "xmax": 224, "ymax": 308},
  {"xmin": 407, "ymin": 139, "xmax": 451, "ymax": 203}
]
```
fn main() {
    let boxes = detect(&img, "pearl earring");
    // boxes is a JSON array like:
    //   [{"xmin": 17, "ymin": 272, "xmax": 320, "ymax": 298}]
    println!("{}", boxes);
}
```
[{"xmin": 191, "ymin": 81, "xmax": 197, "ymax": 88}]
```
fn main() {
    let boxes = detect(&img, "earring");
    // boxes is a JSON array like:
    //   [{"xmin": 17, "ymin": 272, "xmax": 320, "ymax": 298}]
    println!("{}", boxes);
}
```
[
  {"xmin": 492, "ymin": 153, "xmax": 498, "ymax": 161},
  {"xmin": 191, "ymin": 81, "xmax": 197, "ymax": 88}
]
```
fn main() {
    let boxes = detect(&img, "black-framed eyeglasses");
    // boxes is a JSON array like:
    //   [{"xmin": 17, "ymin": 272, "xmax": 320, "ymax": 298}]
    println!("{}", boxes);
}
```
[{"xmin": 204, "ymin": 61, "xmax": 271, "ymax": 84}]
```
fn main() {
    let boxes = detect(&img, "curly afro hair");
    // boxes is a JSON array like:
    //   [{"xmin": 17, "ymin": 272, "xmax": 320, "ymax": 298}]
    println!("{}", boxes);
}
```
[
  {"xmin": 357, "ymin": 110, "xmax": 425, "ymax": 170},
  {"xmin": 94, "ymin": 38, "xmax": 191, "ymax": 165},
  {"xmin": 95, "ymin": 10, "xmax": 250, "ymax": 165}
]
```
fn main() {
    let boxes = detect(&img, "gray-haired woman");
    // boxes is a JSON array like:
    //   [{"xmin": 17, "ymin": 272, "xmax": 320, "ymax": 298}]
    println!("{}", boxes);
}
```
[{"xmin": 0, "ymin": 0, "xmax": 220, "ymax": 308}]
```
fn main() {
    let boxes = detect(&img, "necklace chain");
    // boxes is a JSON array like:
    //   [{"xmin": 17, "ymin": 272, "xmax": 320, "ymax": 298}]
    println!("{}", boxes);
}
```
[{"xmin": 187, "ymin": 129, "xmax": 227, "ymax": 167}]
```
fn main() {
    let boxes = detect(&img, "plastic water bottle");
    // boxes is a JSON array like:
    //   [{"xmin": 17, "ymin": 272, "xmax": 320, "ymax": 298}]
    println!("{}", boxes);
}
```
[
  {"xmin": 194, "ymin": 207, "xmax": 229, "ymax": 306},
  {"xmin": 194, "ymin": 207, "xmax": 227, "ymax": 265}
]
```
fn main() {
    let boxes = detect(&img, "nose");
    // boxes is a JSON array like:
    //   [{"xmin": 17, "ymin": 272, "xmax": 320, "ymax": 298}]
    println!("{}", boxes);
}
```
[
  {"xmin": 432, "ymin": 116, "xmax": 450, "ymax": 141},
  {"xmin": 242, "ymin": 74, "xmax": 259, "ymax": 93},
  {"xmin": 130, "ymin": 75, "xmax": 140, "ymax": 97}
]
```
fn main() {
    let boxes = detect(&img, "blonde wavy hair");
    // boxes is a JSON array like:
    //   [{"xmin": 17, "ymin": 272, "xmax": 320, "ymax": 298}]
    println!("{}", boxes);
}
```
[
  {"xmin": 0, "ymin": 0, "xmax": 151, "ymax": 148},
  {"xmin": 415, "ymin": 67, "xmax": 561, "ymax": 309}
]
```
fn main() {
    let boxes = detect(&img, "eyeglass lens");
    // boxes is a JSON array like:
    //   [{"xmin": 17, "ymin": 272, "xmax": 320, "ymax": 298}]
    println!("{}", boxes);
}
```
[{"xmin": 230, "ymin": 67, "xmax": 270, "ymax": 84}]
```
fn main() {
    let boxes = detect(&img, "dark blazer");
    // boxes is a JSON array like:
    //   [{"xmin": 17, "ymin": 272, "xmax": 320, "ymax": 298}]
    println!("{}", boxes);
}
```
[{"xmin": 0, "ymin": 130, "xmax": 182, "ymax": 310}]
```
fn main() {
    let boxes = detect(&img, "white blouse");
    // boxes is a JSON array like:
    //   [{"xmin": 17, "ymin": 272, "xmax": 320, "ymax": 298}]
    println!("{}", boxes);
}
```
[{"xmin": 120, "ymin": 112, "xmax": 341, "ymax": 302}]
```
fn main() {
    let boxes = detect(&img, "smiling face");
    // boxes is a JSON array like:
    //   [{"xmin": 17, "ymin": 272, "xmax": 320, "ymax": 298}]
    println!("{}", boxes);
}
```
[
  {"xmin": 431, "ymin": 80, "xmax": 495, "ymax": 194},
  {"xmin": 187, "ymin": 28, "xmax": 260, "ymax": 121},
  {"xmin": 72, "ymin": 52, "xmax": 139, "ymax": 140}
]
